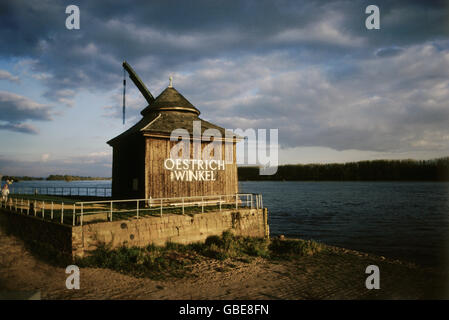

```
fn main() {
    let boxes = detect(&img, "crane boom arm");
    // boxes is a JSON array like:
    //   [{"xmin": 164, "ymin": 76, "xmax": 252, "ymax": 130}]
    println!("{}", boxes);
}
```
[{"xmin": 122, "ymin": 61, "xmax": 154, "ymax": 104}]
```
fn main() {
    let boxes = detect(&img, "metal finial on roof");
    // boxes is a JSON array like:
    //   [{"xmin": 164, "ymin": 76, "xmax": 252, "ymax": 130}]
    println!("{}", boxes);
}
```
[{"xmin": 169, "ymin": 76, "xmax": 173, "ymax": 88}]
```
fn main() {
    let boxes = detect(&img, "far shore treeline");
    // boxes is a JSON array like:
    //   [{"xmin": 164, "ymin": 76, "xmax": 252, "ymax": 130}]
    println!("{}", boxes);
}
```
[
  {"xmin": 1, "ymin": 175, "xmax": 111, "ymax": 182},
  {"xmin": 2, "ymin": 157, "xmax": 449, "ymax": 182},
  {"xmin": 238, "ymin": 157, "xmax": 449, "ymax": 181}
]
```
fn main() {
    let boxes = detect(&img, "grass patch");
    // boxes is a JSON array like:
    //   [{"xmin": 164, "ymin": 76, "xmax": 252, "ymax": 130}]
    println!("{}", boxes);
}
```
[
  {"xmin": 77, "ymin": 243, "xmax": 200, "ymax": 280},
  {"xmin": 269, "ymin": 238, "xmax": 326, "ymax": 260},
  {"xmin": 76, "ymin": 232, "xmax": 325, "ymax": 280}
]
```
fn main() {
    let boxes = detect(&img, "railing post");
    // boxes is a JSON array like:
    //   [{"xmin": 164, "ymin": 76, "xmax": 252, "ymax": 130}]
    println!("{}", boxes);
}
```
[
  {"xmin": 72, "ymin": 204, "xmax": 76, "ymax": 226},
  {"xmin": 201, "ymin": 196, "xmax": 204, "ymax": 213},
  {"xmin": 110, "ymin": 202, "xmax": 113, "ymax": 221},
  {"xmin": 182, "ymin": 197, "xmax": 184, "ymax": 215},
  {"xmin": 20, "ymin": 198, "xmax": 23, "ymax": 214},
  {"xmin": 33, "ymin": 200, "xmax": 36, "ymax": 216},
  {"xmin": 80, "ymin": 203, "xmax": 83, "ymax": 226},
  {"xmin": 219, "ymin": 195, "xmax": 222, "ymax": 212},
  {"xmin": 235, "ymin": 194, "xmax": 238, "ymax": 210},
  {"xmin": 61, "ymin": 202, "xmax": 64, "ymax": 224},
  {"xmin": 42, "ymin": 201, "xmax": 45, "ymax": 219},
  {"xmin": 260, "ymin": 194, "xmax": 263, "ymax": 209},
  {"xmin": 27, "ymin": 200, "xmax": 29, "ymax": 215},
  {"xmin": 136, "ymin": 200, "xmax": 139, "ymax": 219},
  {"xmin": 160, "ymin": 199, "xmax": 163, "ymax": 217}
]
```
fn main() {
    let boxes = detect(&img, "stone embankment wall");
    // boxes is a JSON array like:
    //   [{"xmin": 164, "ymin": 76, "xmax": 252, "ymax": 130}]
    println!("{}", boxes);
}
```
[
  {"xmin": 0, "ymin": 207, "xmax": 269, "ymax": 258},
  {"xmin": 0, "ymin": 209, "xmax": 73, "ymax": 255}
]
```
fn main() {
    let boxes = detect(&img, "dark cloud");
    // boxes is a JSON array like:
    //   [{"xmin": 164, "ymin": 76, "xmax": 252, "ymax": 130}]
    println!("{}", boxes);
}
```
[
  {"xmin": 0, "ymin": 70, "xmax": 20, "ymax": 83},
  {"xmin": 102, "ymin": 87, "xmax": 146, "ymax": 124},
  {"xmin": 43, "ymin": 88, "xmax": 75, "ymax": 107},
  {"xmin": 1, "ymin": 0, "xmax": 446, "ymax": 98},
  {"xmin": 0, "ymin": 152, "xmax": 111, "ymax": 177},
  {"xmin": 174, "ymin": 42, "xmax": 449, "ymax": 153},
  {"xmin": 0, "ymin": 0, "xmax": 65, "ymax": 56},
  {"xmin": 375, "ymin": 47, "xmax": 404, "ymax": 57},
  {"xmin": 0, "ymin": 123, "xmax": 38, "ymax": 134},
  {"xmin": 0, "ymin": 91, "xmax": 53, "ymax": 134},
  {"xmin": 0, "ymin": 0, "xmax": 448, "ymax": 152}
]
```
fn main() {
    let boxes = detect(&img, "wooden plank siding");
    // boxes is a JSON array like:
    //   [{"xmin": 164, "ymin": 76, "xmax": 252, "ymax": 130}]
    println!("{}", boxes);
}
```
[
  {"xmin": 111, "ymin": 136, "xmax": 146, "ymax": 199},
  {"xmin": 145, "ymin": 137, "xmax": 238, "ymax": 199}
]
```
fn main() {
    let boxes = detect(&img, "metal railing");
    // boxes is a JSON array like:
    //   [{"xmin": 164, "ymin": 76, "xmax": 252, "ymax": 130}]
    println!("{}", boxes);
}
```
[
  {"xmin": 10, "ymin": 186, "xmax": 111, "ymax": 197},
  {"xmin": 0, "ymin": 193, "xmax": 263, "ymax": 226},
  {"xmin": 0, "ymin": 195, "xmax": 78, "ymax": 225}
]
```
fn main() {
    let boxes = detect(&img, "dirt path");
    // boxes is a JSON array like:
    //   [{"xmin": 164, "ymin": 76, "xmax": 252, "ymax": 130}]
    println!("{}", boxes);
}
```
[{"xmin": 0, "ymin": 228, "xmax": 447, "ymax": 299}]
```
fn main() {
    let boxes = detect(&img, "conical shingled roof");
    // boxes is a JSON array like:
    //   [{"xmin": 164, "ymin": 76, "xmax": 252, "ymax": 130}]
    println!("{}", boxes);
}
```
[
  {"xmin": 140, "ymin": 87, "xmax": 200, "ymax": 116},
  {"xmin": 107, "ymin": 86, "xmax": 238, "ymax": 146}
]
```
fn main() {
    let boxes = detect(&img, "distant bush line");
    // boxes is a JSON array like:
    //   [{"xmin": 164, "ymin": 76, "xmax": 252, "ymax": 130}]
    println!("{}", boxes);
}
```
[
  {"xmin": 238, "ymin": 157, "xmax": 449, "ymax": 181},
  {"xmin": 1, "ymin": 176, "xmax": 44, "ymax": 182},
  {"xmin": 1, "ymin": 175, "xmax": 111, "ymax": 182},
  {"xmin": 3, "ymin": 157, "xmax": 449, "ymax": 182},
  {"xmin": 46, "ymin": 175, "xmax": 111, "ymax": 181}
]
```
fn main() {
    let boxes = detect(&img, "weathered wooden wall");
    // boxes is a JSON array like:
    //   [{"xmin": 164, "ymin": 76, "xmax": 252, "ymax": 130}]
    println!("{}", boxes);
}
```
[
  {"xmin": 111, "ymin": 136, "xmax": 146, "ymax": 199},
  {"xmin": 145, "ymin": 137, "xmax": 238, "ymax": 198}
]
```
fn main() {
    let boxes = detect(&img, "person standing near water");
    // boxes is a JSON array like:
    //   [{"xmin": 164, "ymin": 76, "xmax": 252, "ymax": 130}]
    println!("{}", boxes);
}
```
[{"xmin": 1, "ymin": 183, "xmax": 9, "ymax": 202}]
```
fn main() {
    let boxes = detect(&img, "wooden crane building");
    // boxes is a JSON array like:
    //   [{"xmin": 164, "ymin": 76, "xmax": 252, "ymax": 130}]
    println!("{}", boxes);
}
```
[{"xmin": 107, "ymin": 62, "xmax": 239, "ymax": 200}]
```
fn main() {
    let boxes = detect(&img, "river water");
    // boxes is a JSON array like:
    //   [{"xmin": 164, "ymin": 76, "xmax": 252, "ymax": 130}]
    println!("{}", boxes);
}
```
[
  {"xmin": 6, "ymin": 180, "xmax": 449, "ymax": 269},
  {"xmin": 240, "ymin": 181, "xmax": 449, "ymax": 269}
]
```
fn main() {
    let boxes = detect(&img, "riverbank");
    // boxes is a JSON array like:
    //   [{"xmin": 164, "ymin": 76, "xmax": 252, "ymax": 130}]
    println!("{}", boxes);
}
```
[
  {"xmin": 0, "ymin": 227, "xmax": 446, "ymax": 299},
  {"xmin": 7, "ymin": 180, "xmax": 449, "ymax": 270}
]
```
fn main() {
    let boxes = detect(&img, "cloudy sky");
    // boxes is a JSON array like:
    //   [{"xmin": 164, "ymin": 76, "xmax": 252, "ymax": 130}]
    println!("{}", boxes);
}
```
[{"xmin": 0, "ymin": 0, "xmax": 448, "ymax": 177}]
